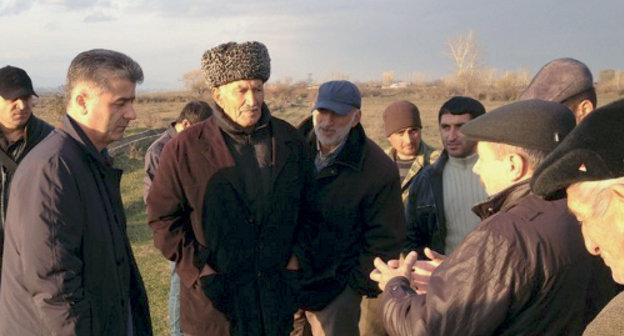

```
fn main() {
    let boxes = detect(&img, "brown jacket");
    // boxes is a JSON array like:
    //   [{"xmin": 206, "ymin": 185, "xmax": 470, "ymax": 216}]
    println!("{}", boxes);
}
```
[
  {"xmin": 382, "ymin": 181, "xmax": 617, "ymax": 336},
  {"xmin": 146, "ymin": 107, "xmax": 324, "ymax": 335}
]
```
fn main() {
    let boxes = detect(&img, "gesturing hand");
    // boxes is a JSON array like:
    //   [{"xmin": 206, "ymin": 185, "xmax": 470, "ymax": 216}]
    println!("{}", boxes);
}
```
[
  {"xmin": 410, "ymin": 248, "xmax": 445, "ymax": 294},
  {"xmin": 369, "ymin": 251, "xmax": 418, "ymax": 291}
]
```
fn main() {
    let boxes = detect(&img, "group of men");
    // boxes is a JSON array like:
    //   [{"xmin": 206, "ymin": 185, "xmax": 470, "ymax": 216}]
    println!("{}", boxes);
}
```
[{"xmin": 0, "ymin": 40, "xmax": 622, "ymax": 336}]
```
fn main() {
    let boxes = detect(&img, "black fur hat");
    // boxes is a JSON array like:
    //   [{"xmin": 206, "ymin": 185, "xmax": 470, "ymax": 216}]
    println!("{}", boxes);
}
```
[
  {"xmin": 531, "ymin": 98, "xmax": 624, "ymax": 197},
  {"xmin": 201, "ymin": 41, "xmax": 271, "ymax": 88}
]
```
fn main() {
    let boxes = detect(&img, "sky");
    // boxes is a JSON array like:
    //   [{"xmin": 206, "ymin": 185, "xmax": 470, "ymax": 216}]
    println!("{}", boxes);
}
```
[{"xmin": 1, "ymin": 0, "xmax": 623, "ymax": 91}]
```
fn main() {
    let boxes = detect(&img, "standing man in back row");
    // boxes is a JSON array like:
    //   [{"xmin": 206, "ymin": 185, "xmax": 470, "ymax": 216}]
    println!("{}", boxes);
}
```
[
  {"xmin": 383, "ymin": 100, "xmax": 440, "ymax": 202},
  {"xmin": 143, "ymin": 100, "xmax": 212, "ymax": 336},
  {"xmin": 405, "ymin": 96, "xmax": 488, "ymax": 256},
  {"xmin": 519, "ymin": 57, "xmax": 596, "ymax": 123},
  {"xmin": 0, "ymin": 66, "xmax": 53, "ymax": 276}
]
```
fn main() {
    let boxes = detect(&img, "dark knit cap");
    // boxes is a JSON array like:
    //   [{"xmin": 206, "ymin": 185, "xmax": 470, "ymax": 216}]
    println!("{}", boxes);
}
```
[
  {"xmin": 531, "ymin": 98, "xmax": 624, "ymax": 197},
  {"xmin": 383, "ymin": 100, "xmax": 422, "ymax": 137},
  {"xmin": 460, "ymin": 99, "xmax": 575, "ymax": 152},
  {"xmin": 201, "ymin": 41, "xmax": 271, "ymax": 88},
  {"xmin": 0, "ymin": 65, "xmax": 38, "ymax": 100},
  {"xmin": 519, "ymin": 58, "xmax": 593, "ymax": 103}
]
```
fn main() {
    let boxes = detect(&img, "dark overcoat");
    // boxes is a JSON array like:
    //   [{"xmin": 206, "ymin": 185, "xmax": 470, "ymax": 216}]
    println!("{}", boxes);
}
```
[
  {"xmin": 146, "ymin": 108, "xmax": 324, "ymax": 336},
  {"xmin": 0, "ymin": 115, "xmax": 152, "ymax": 335},
  {"xmin": 298, "ymin": 117, "xmax": 405, "ymax": 305},
  {"xmin": 0, "ymin": 115, "xmax": 53, "ymax": 271}
]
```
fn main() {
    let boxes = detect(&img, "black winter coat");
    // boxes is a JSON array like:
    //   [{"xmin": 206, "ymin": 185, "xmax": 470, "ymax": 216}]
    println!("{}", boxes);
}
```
[
  {"xmin": 0, "ymin": 115, "xmax": 52, "ymax": 271},
  {"xmin": 0, "ymin": 115, "xmax": 152, "ymax": 335},
  {"xmin": 382, "ymin": 181, "xmax": 618, "ymax": 336},
  {"xmin": 404, "ymin": 151, "xmax": 448, "ymax": 255},
  {"xmin": 298, "ymin": 117, "xmax": 405, "ymax": 305},
  {"xmin": 147, "ymin": 105, "xmax": 325, "ymax": 336}
]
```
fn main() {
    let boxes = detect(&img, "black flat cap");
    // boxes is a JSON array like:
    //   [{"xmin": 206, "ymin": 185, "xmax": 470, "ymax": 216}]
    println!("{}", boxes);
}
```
[
  {"xmin": 460, "ymin": 99, "xmax": 575, "ymax": 152},
  {"xmin": 519, "ymin": 58, "xmax": 593, "ymax": 103},
  {"xmin": 531, "ymin": 98, "xmax": 624, "ymax": 197}
]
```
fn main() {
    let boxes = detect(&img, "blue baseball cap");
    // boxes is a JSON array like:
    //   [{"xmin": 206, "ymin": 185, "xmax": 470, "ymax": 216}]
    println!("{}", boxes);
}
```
[{"xmin": 311, "ymin": 80, "xmax": 361, "ymax": 116}]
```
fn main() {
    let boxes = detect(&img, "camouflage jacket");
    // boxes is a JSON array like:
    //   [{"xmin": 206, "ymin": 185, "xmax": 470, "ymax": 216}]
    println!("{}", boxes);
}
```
[{"xmin": 385, "ymin": 141, "xmax": 440, "ymax": 203}]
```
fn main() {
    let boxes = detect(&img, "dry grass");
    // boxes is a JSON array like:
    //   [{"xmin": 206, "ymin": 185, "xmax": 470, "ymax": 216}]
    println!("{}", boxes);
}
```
[{"xmin": 30, "ymin": 90, "xmax": 623, "ymax": 336}]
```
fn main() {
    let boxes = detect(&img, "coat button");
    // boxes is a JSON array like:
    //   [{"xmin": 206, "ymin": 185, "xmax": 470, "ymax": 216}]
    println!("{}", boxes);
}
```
[{"xmin": 257, "ymin": 271, "xmax": 263, "ymax": 277}]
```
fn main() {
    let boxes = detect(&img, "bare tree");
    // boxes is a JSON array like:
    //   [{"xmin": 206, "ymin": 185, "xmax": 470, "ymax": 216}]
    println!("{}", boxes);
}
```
[
  {"xmin": 183, "ymin": 69, "xmax": 209, "ymax": 97},
  {"xmin": 444, "ymin": 29, "xmax": 484, "ymax": 95}
]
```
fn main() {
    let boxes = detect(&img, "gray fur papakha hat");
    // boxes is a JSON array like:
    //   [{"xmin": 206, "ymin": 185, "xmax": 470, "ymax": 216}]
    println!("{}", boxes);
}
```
[{"xmin": 201, "ymin": 41, "xmax": 271, "ymax": 88}]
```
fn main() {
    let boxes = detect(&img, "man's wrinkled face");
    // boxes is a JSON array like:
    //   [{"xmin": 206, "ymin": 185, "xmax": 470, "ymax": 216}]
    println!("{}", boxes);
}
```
[
  {"xmin": 0, "ymin": 94, "xmax": 33, "ymax": 131},
  {"xmin": 567, "ymin": 183, "xmax": 624, "ymax": 284},
  {"xmin": 313, "ymin": 108, "xmax": 359, "ymax": 148},
  {"xmin": 388, "ymin": 127, "xmax": 421, "ymax": 159},
  {"xmin": 82, "ymin": 77, "xmax": 137, "ymax": 151},
  {"xmin": 473, "ymin": 141, "xmax": 512, "ymax": 196},
  {"xmin": 213, "ymin": 79, "xmax": 264, "ymax": 128},
  {"xmin": 440, "ymin": 113, "xmax": 476, "ymax": 158}
]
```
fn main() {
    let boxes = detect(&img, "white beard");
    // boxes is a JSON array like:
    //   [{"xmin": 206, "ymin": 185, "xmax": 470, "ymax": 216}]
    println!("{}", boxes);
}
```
[{"xmin": 313, "ymin": 113, "xmax": 356, "ymax": 148}]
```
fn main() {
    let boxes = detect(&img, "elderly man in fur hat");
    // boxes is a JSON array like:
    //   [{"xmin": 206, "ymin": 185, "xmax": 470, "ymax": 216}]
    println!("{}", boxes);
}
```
[
  {"xmin": 532, "ymin": 98, "xmax": 624, "ymax": 336},
  {"xmin": 371, "ymin": 100, "xmax": 617, "ymax": 336},
  {"xmin": 147, "ymin": 41, "xmax": 324, "ymax": 336}
]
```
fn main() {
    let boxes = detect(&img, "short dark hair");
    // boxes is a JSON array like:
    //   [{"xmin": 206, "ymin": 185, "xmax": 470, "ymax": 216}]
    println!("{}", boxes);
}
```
[
  {"xmin": 176, "ymin": 100, "xmax": 213, "ymax": 124},
  {"xmin": 438, "ymin": 96, "xmax": 486, "ymax": 122},
  {"xmin": 66, "ymin": 49, "xmax": 143, "ymax": 101},
  {"xmin": 561, "ymin": 87, "xmax": 597, "ymax": 112}
]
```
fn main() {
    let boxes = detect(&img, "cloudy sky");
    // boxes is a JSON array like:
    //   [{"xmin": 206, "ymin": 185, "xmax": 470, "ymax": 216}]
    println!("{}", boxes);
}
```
[{"xmin": 1, "ymin": 0, "xmax": 623, "ymax": 91}]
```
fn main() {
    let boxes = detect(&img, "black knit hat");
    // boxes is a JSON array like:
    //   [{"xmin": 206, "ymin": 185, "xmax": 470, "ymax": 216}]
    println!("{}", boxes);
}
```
[
  {"xmin": 531, "ymin": 98, "xmax": 624, "ymax": 197},
  {"xmin": 460, "ymin": 99, "xmax": 575, "ymax": 152},
  {"xmin": 519, "ymin": 58, "xmax": 593, "ymax": 103},
  {"xmin": 200, "ymin": 41, "xmax": 271, "ymax": 88}
]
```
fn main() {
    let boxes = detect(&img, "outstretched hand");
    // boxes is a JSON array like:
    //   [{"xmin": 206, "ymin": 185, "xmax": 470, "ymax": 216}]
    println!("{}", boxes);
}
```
[
  {"xmin": 410, "ymin": 248, "xmax": 446, "ymax": 294},
  {"xmin": 370, "ymin": 251, "xmax": 418, "ymax": 291}
]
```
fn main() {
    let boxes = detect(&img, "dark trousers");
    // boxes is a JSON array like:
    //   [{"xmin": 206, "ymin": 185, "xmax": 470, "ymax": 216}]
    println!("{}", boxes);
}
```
[{"xmin": 291, "ymin": 286, "xmax": 361, "ymax": 336}]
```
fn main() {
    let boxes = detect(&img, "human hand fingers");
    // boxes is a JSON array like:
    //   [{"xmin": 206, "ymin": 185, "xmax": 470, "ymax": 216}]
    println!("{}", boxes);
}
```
[
  {"xmin": 424, "ymin": 247, "xmax": 445, "ymax": 266},
  {"xmin": 370, "ymin": 268, "xmax": 381, "ymax": 282}
]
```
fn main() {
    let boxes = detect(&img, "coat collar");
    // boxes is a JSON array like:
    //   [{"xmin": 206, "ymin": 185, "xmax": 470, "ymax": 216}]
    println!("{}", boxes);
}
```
[
  {"xmin": 472, "ymin": 180, "xmax": 532, "ymax": 220},
  {"xmin": 299, "ymin": 115, "xmax": 367, "ymax": 173},
  {"xmin": 57, "ymin": 115, "xmax": 113, "ymax": 167}
]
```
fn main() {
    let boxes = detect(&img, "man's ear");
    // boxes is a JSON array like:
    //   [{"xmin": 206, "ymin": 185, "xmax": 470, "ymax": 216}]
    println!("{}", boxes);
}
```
[
  {"xmin": 507, "ymin": 152, "xmax": 528, "ymax": 181},
  {"xmin": 73, "ymin": 87, "xmax": 90, "ymax": 116},
  {"xmin": 180, "ymin": 119, "xmax": 191, "ymax": 130},
  {"xmin": 575, "ymin": 99, "xmax": 594, "ymax": 122}
]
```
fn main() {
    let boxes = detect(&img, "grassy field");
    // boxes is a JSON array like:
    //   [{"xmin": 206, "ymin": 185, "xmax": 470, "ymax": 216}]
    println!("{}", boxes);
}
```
[{"xmin": 32, "ymin": 90, "xmax": 624, "ymax": 335}]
